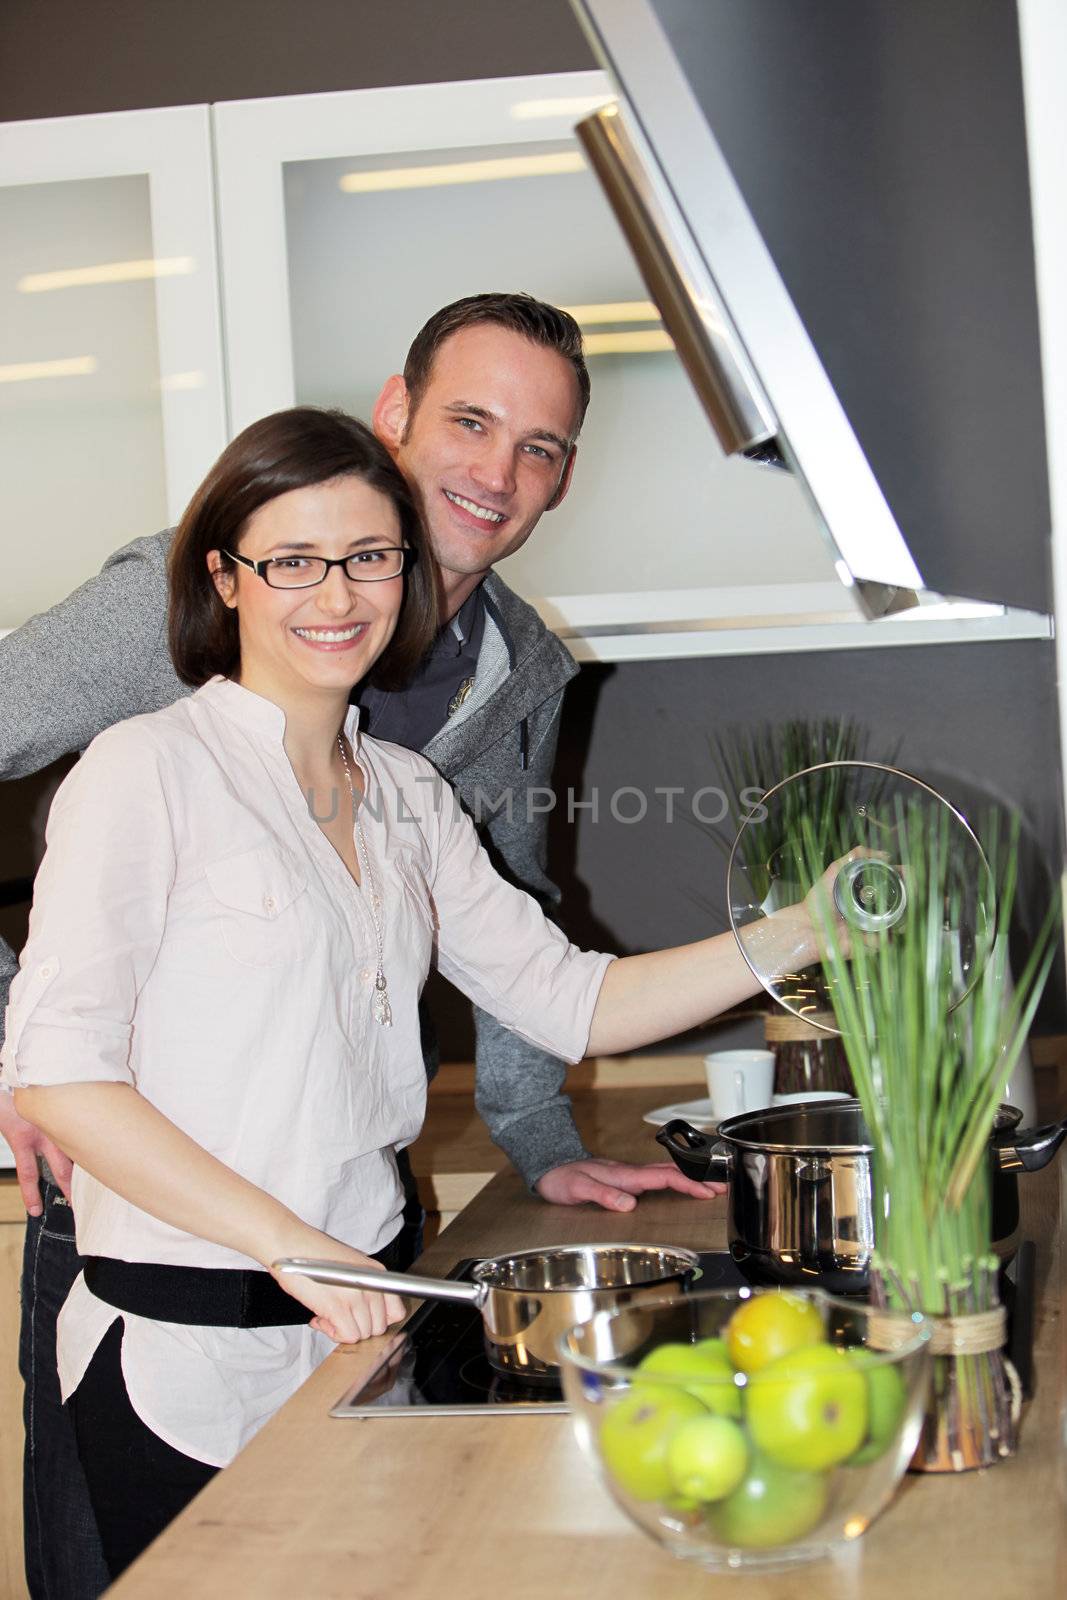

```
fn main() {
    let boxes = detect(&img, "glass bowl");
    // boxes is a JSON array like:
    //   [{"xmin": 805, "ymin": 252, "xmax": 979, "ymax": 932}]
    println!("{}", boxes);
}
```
[{"xmin": 558, "ymin": 1286, "xmax": 931, "ymax": 1572}]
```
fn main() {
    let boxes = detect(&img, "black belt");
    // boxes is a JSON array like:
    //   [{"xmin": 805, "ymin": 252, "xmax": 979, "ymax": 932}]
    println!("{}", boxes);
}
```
[{"xmin": 84, "ymin": 1234, "xmax": 405, "ymax": 1330}]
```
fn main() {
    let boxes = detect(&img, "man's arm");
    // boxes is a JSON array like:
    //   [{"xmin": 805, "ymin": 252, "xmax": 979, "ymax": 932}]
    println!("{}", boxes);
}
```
[
  {"xmin": 0, "ymin": 531, "xmax": 181, "ymax": 1209},
  {"xmin": 0, "ymin": 531, "xmax": 180, "ymax": 778},
  {"xmin": 460, "ymin": 689, "xmax": 587, "ymax": 1186},
  {"xmin": 462, "ymin": 691, "xmax": 718, "ymax": 1211}
]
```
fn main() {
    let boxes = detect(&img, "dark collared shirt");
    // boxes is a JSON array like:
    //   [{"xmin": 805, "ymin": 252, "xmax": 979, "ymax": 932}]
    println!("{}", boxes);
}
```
[{"xmin": 354, "ymin": 583, "xmax": 486, "ymax": 751}]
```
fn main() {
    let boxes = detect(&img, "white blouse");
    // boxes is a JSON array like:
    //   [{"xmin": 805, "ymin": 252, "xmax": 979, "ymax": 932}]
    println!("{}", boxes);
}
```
[{"xmin": 1, "ymin": 677, "xmax": 612, "ymax": 1465}]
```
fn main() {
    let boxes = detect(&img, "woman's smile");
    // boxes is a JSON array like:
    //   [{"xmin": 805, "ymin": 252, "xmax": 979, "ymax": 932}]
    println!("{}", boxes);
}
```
[{"xmin": 290, "ymin": 621, "xmax": 370, "ymax": 650}]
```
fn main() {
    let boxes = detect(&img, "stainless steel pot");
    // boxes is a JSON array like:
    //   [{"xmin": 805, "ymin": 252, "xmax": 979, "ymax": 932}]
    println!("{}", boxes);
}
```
[
  {"xmin": 273, "ymin": 1242, "xmax": 700, "ymax": 1380},
  {"xmin": 657, "ymin": 1100, "xmax": 1067, "ymax": 1294}
]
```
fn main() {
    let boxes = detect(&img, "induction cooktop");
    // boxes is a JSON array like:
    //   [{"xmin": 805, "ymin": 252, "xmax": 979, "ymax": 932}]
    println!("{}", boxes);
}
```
[
  {"xmin": 330, "ymin": 1250, "xmax": 751, "ymax": 1417},
  {"xmin": 330, "ymin": 1242, "xmax": 1036, "ymax": 1418}
]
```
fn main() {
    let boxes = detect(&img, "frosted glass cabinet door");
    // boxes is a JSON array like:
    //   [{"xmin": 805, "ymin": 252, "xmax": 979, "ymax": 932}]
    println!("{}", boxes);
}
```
[
  {"xmin": 214, "ymin": 76, "xmax": 1044, "ymax": 661},
  {"xmin": 0, "ymin": 107, "xmax": 227, "ymax": 630}
]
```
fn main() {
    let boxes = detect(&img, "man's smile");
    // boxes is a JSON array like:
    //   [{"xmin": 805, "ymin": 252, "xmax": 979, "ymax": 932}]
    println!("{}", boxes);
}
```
[{"xmin": 443, "ymin": 488, "xmax": 506, "ymax": 525}]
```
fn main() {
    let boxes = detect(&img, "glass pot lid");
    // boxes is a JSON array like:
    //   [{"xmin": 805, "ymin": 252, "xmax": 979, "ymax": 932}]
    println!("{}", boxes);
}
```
[{"xmin": 726, "ymin": 761, "xmax": 995, "ymax": 1034}]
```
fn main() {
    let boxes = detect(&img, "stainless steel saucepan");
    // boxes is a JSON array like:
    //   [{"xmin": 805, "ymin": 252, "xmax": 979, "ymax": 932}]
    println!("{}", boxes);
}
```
[
  {"xmin": 273, "ymin": 1242, "xmax": 700, "ymax": 1380},
  {"xmin": 657, "ymin": 1099, "xmax": 1067, "ymax": 1294}
]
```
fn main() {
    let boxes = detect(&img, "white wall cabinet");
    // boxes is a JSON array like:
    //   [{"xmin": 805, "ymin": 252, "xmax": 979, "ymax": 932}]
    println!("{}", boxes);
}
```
[
  {"xmin": 2, "ymin": 79, "xmax": 1048, "ymax": 656},
  {"xmin": 0, "ymin": 106, "xmax": 228, "ymax": 630}
]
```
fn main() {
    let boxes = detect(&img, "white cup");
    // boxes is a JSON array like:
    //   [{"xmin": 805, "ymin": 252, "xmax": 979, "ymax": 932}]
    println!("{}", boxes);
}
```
[{"xmin": 704, "ymin": 1049, "xmax": 776, "ymax": 1120}]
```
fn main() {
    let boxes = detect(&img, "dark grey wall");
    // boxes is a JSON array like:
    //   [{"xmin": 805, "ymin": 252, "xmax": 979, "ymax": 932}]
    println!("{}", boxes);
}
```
[
  {"xmin": 549, "ymin": 641, "xmax": 1063, "ymax": 952},
  {"xmin": 0, "ymin": 0, "xmax": 594, "ymax": 121}
]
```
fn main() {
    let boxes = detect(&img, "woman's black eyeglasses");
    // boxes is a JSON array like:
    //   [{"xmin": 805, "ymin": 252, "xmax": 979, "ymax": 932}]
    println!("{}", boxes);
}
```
[{"xmin": 223, "ymin": 547, "xmax": 414, "ymax": 588}]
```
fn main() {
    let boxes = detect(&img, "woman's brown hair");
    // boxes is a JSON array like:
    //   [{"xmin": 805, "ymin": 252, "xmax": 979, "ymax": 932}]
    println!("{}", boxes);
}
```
[{"xmin": 167, "ymin": 407, "xmax": 439, "ymax": 688}]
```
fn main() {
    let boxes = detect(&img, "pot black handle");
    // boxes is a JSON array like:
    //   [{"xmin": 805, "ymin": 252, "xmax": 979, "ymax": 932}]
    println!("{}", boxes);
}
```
[
  {"xmin": 995, "ymin": 1117, "xmax": 1067, "ymax": 1174},
  {"xmin": 655, "ymin": 1119, "xmax": 734, "ymax": 1183}
]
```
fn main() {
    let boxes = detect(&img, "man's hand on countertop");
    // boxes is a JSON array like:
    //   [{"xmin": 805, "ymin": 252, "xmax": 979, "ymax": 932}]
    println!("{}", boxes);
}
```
[{"xmin": 534, "ymin": 1156, "xmax": 727, "ymax": 1212}]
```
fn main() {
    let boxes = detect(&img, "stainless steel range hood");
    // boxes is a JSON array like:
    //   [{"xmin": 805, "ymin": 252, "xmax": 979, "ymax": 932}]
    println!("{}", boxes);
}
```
[{"xmin": 571, "ymin": 0, "xmax": 1052, "ymax": 622}]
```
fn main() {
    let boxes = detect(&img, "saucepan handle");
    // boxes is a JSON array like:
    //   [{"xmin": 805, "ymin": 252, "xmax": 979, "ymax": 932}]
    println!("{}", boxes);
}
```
[
  {"xmin": 994, "ymin": 1117, "xmax": 1067, "ymax": 1174},
  {"xmin": 272, "ymin": 1257, "xmax": 485, "ymax": 1305},
  {"xmin": 655, "ymin": 1119, "xmax": 734, "ymax": 1183}
]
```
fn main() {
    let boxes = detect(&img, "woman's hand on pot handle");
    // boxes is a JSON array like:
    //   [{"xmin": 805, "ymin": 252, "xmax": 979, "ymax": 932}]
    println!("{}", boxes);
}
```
[{"xmin": 269, "ymin": 1232, "xmax": 408, "ymax": 1343}]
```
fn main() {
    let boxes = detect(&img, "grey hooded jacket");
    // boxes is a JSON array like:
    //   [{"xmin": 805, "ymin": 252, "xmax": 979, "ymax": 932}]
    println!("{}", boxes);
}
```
[{"xmin": 0, "ymin": 531, "xmax": 591, "ymax": 1186}]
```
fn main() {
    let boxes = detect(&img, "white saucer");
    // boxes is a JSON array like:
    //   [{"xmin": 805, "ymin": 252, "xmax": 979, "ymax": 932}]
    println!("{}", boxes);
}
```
[
  {"xmin": 643, "ymin": 1090, "xmax": 850, "ymax": 1132},
  {"xmin": 642, "ymin": 1097, "xmax": 719, "ymax": 1132}
]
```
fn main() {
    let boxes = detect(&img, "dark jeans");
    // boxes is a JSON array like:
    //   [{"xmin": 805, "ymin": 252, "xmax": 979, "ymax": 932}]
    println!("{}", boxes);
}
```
[
  {"xmin": 68, "ymin": 1322, "xmax": 218, "ymax": 1582},
  {"xmin": 19, "ymin": 1162, "xmax": 424, "ymax": 1594},
  {"xmin": 19, "ymin": 1182, "xmax": 110, "ymax": 1600}
]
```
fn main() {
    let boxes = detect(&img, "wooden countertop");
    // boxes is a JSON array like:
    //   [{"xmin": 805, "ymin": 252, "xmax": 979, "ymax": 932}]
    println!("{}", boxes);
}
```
[
  {"xmin": 107, "ymin": 1079, "xmax": 1067, "ymax": 1600},
  {"xmin": 407, "ymin": 1054, "xmax": 712, "ymax": 1217}
]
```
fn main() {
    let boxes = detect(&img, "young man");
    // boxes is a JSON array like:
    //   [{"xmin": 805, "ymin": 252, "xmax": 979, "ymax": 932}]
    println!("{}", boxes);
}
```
[{"xmin": 0, "ymin": 292, "xmax": 711, "ymax": 1599}]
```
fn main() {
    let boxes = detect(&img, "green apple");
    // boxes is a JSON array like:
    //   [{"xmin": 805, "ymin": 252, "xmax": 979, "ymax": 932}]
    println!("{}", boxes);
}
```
[
  {"xmin": 666, "ymin": 1414, "xmax": 750, "ymax": 1502},
  {"xmin": 709, "ymin": 1451, "xmax": 830, "ymax": 1550},
  {"xmin": 844, "ymin": 1348, "xmax": 908, "ymax": 1465},
  {"xmin": 747, "ymin": 1344, "xmax": 868, "ymax": 1471},
  {"xmin": 636, "ymin": 1339, "xmax": 743, "ymax": 1417},
  {"xmin": 725, "ymin": 1291, "xmax": 826, "ymax": 1375},
  {"xmin": 598, "ymin": 1383, "xmax": 708, "ymax": 1501}
]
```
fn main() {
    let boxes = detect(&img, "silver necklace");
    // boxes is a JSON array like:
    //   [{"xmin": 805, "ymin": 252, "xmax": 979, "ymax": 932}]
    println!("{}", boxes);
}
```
[{"xmin": 337, "ymin": 733, "xmax": 392, "ymax": 1027}]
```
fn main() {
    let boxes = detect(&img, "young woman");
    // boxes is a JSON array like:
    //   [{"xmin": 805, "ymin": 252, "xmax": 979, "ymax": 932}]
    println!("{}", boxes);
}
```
[{"xmin": 2, "ymin": 408, "xmax": 821, "ymax": 1580}]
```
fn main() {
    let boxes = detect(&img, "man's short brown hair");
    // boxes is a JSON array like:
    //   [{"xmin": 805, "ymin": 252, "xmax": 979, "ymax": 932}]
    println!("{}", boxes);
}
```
[
  {"xmin": 403, "ymin": 292, "xmax": 590, "ymax": 436},
  {"xmin": 168, "ymin": 407, "xmax": 438, "ymax": 689}
]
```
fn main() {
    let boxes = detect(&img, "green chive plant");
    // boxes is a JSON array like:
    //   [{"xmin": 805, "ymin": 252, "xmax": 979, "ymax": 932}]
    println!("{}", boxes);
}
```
[
  {"xmin": 804, "ymin": 803, "xmax": 1059, "ymax": 1469},
  {"xmin": 716, "ymin": 719, "xmax": 879, "ymax": 906}
]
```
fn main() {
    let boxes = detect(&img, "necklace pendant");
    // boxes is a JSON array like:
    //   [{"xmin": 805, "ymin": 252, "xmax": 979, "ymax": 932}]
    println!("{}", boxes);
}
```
[{"xmin": 372, "ymin": 970, "xmax": 392, "ymax": 1028}]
